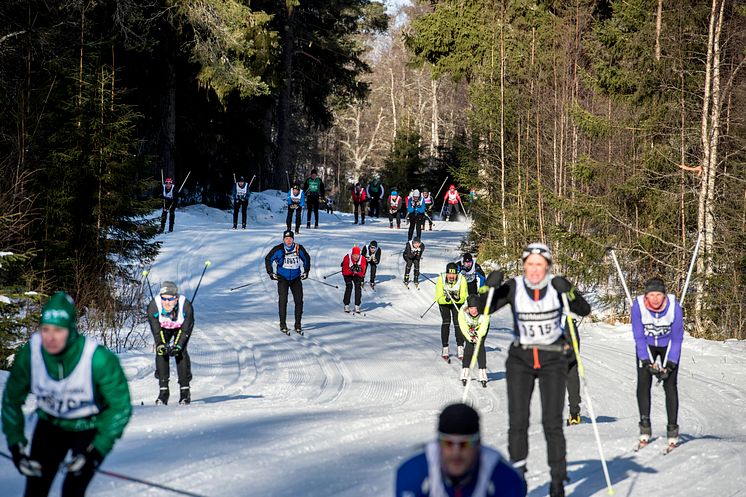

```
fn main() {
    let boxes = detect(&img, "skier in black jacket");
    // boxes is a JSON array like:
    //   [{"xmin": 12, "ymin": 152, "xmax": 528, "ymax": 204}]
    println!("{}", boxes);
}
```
[
  {"xmin": 361, "ymin": 241, "xmax": 381, "ymax": 288},
  {"xmin": 160, "ymin": 177, "xmax": 178, "ymax": 233},
  {"xmin": 479, "ymin": 243, "xmax": 590, "ymax": 497},
  {"xmin": 402, "ymin": 238, "xmax": 425, "ymax": 288}
]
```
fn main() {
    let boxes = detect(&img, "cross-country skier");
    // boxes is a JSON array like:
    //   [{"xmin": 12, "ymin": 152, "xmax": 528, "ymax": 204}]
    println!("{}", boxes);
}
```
[
  {"xmin": 387, "ymin": 190, "xmax": 403, "ymax": 228},
  {"xmin": 395, "ymin": 403, "xmax": 527, "ymax": 497},
  {"xmin": 632, "ymin": 278, "xmax": 684, "ymax": 451},
  {"xmin": 402, "ymin": 237, "xmax": 425, "ymax": 288},
  {"xmin": 459, "ymin": 294, "xmax": 491, "ymax": 387},
  {"xmin": 351, "ymin": 183, "xmax": 367, "ymax": 224},
  {"xmin": 361, "ymin": 240, "xmax": 381, "ymax": 289},
  {"xmin": 341, "ymin": 245, "xmax": 367, "ymax": 313},
  {"xmin": 443, "ymin": 184, "xmax": 461, "ymax": 221},
  {"xmin": 421, "ymin": 188, "xmax": 435, "ymax": 231},
  {"xmin": 286, "ymin": 183, "xmax": 305, "ymax": 234},
  {"xmin": 479, "ymin": 242, "xmax": 591, "ymax": 497},
  {"xmin": 160, "ymin": 177, "xmax": 177, "ymax": 233},
  {"xmin": 147, "ymin": 281, "xmax": 194, "ymax": 405},
  {"xmin": 265, "ymin": 230, "xmax": 310, "ymax": 335},
  {"xmin": 436, "ymin": 262, "xmax": 468, "ymax": 362},
  {"xmin": 324, "ymin": 196, "xmax": 335, "ymax": 214},
  {"xmin": 458, "ymin": 253, "xmax": 486, "ymax": 294},
  {"xmin": 232, "ymin": 176, "xmax": 250, "ymax": 230},
  {"xmin": 407, "ymin": 189, "xmax": 426, "ymax": 240},
  {"xmin": 2, "ymin": 292, "xmax": 132, "ymax": 497},
  {"xmin": 366, "ymin": 175, "xmax": 385, "ymax": 218},
  {"xmin": 303, "ymin": 168, "xmax": 325, "ymax": 229}
]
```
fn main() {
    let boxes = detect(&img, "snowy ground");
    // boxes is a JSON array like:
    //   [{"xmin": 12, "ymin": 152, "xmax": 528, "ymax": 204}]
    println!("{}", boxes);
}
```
[{"xmin": 2, "ymin": 190, "xmax": 746, "ymax": 496}]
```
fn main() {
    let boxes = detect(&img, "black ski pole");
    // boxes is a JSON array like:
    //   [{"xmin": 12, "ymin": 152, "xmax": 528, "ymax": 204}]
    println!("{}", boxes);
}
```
[
  {"xmin": 323, "ymin": 269, "xmax": 343, "ymax": 279},
  {"xmin": 190, "ymin": 260, "xmax": 212, "ymax": 303},
  {"xmin": 420, "ymin": 300, "xmax": 437, "ymax": 319},
  {"xmin": 420, "ymin": 273, "xmax": 438, "ymax": 286},
  {"xmin": 229, "ymin": 280, "xmax": 260, "ymax": 291},
  {"xmin": 306, "ymin": 276, "xmax": 339, "ymax": 289}
]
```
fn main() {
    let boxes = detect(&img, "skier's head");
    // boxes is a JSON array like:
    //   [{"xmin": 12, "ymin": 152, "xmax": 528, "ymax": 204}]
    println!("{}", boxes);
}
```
[
  {"xmin": 39, "ymin": 292, "xmax": 79, "ymax": 355},
  {"xmin": 462, "ymin": 253, "xmax": 474, "ymax": 269},
  {"xmin": 165, "ymin": 177, "xmax": 174, "ymax": 189},
  {"xmin": 159, "ymin": 281, "xmax": 179, "ymax": 313},
  {"xmin": 644, "ymin": 278, "xmax": 667, "ymax": 310},
  {"xmin": 310, "ymin": 168, "xmax": 318, "ymax": 177},
  {"xmin": 437, "ymin": 403, "xmax": 480, "ymax": 479},
  {"xmin": 283, "ymin": 230, "xmax": 295, "ymax": 247},
  {"xmin": 391, "ymin": 190, "xmax": 398, "ymax": 197},
  {"xmin": 446, "ymin": 262, "xmax": 459, "ymax": 283},
  {"xmin": 369, "ymin": 240, "xmax": 378, "ymax": 251},
  {"xmin": 412, "ymin": 237, "xmax": 421, "ymax": 248},
  {"xmin": 292, "ymin": 183, "xmax": 300, "ymax": 193},
  {"xmin": 238, "ymin": 176, "xmax": 245, "ymax": 185},
  {"xmin": 467, "ymin": 294, "xmax": 481, "ymax": 316},
  {"xmin": 422, "ymin": 188, "xmax": 430, "ymax": 197},
  {"xmin": 351, "ymin": 245, "xmax": 361, "ymax": 262},
  {"xmin": 522, "ymin": 242, "xmax": 552, "ymax": 286},
  {"xmin": 413, "ymin": 189, "xmax": 421, "ymax": 198},
  {"xmin": 449, "ymin": 184, "xmax": 455, "ymax": 191}
]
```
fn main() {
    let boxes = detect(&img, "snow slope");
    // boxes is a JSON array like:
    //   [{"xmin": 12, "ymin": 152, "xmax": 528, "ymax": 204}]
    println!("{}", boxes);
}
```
[{"xmin": 2, "ymin": 190, "xmax": 745, "ymax": 497}]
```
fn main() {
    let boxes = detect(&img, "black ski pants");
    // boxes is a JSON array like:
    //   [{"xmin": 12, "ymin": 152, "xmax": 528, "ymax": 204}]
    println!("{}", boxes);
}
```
[
  {"xmin": 444, "ymin": 202, "xmax": 459, "ymax": 221},
  {"xmin": 439, "ymin": 304, "xmax": 464, "ymax": 348},
  {"xmin": 462, "ymin": 331, "xmax": 489, "ymax": 368},
  {"xmin": 160, "ymin": 200, "xmax": 176, "ymax": 232},
  {"xmin": 306, "ymin": 195, "xmax": 320, "ymax": 227},
  {"xmin": 233, "ymin": 198, "xmax": 248, "ymax": 228},
  {"xmin": 353, "ymin": 202, "xmax": 366, "ymax": 224},
  {"xmin": 286, "ymin": 206, "xmax": 301, "ymax": 232},
  {"xmin": 506, "ymin": 344, "xmax": 568, "ymax": 485},
  {"xmin": 24, "ymin": 418, "xmax": 98, "ymax": 497},
  {"xmin": 343, "ymin": 275, "xmax": 363, "ymax": 306},
  {"xmin": 278, "ymin": 277, "xmax": 303, "ymax": 328},
  {"xmin": 368, "ymin": 197, "xmax": 380, "ymax": 217},
  {"xmin": 388, "ymin": 209, "xmax": 401, "ymax": 228},
  {"xmin": 407, "ymin": 213, "xmax": 423, "ymax": 240},
  {"xmin": 420, "ymin": 209, "xmax": 433, "ymax": 230},
  {"xmin": 637, "ymin": 345, "xmax": 679, "ymax": 427},
  {"xmin": 567, "ymin": 355, "xmax": 581, "ymax": 417},
  {"xmin": 155, "ymin": 328, "xmax": 192, "ymax": 388},
  {"xmin": 403, "ymin": 256, "xmax": 420, "ymax": 282},
  {"xmin": 368, "ymin": 262, "xmax": 377, "ymax": 284}
]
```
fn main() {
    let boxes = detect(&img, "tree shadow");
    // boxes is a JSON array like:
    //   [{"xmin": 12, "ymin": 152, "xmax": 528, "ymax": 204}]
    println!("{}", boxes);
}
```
[
  {"xmin": 487, "ymin": 371, "xmax": 506, "ymax": 381},
  {"xmin": 198, "ymin": 394, "xmax": 264, "ymax": 404},
  {"xmin": 579, "ymin": 415, "xmax": 618, "ymax": 424},
  {"xmin": 485, "ymin": 345, "xmax": 503, "ymax": 353},
  {"xmin": 374, "ymin": 274, "xmax": 396, "ymax": 283},
  {"xmin": 363, "ymin": 301, "xmax": 393, "ymax": 311}
]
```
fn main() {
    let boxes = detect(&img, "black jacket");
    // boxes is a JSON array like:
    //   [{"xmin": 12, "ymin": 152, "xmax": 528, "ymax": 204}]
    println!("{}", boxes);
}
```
[
  {"xmin": 362, "ymin": 244, "xmax": 381, "ymax": 265},
  {"xmin": 402, "ymin": 241, "xmax": 425, "ymax": 261}
]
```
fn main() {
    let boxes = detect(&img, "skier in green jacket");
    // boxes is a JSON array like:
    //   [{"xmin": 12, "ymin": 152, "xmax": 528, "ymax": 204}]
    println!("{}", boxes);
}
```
[{"xmin": 1, "ymin": 292, "xmax": 132, "ymax": 497}]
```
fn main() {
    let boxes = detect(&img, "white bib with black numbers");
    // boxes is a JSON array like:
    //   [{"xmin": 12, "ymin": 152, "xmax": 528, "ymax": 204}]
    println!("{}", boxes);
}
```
[
  {"xmin": 163, "ymin": 185, "xmax": 174, "ymax": 199},
  {"xmin": 289, "ymin": 191, "xmax": 302, "ymax": 204},
  {"xmin": 461, "ymin": 262, "xmax": 477, "ymax": 283},
  {"xmin": 155, "ymin": 295, "xmax": 187, "ymax": 330},
  {"xmin": 236, "ymin": 183, "xmax": 248, "ymax": 199},
  {"xmin": 283, "ymin": 246, "xmax": 301, "ymax": 270},
  {"xmin": 441, "ymin": 273, "xmax": 464, "ymax": 299},
  {"xmin": 30, "ymin": 334, "xmax": 100, "ymax": 419},
  {"xmin": 447, "ymin": 191, "xmax": 459, "ymax": 203},
  {"xmin": 637, "ymin": 294, "xmax": 676, "ymax": 338},
  {"xmin": 513, "ymin": 276, "xmax": 564, "ymax": 345}
]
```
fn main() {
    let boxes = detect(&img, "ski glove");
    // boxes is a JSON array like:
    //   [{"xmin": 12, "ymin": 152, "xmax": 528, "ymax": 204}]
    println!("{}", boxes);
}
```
[
  {"xmin": 10, "ymin": 444, "xmax": 42, "ymax": 477},
  {"xmin": 301, "ymin": 272, "xmax": 309, "ymax": 280},
  {"xmin": 640, "ymin": 359, "xmax": 658, "ymax": 375},
  {"xmin": 551, "ymin": 276, "xmax": 573, "ymax": 294},
  {"xmin": 169, "ymin": 344, "xmax": 183, "ymax": 357},
  {"xmin": 156, "ymin": 344, "xmax": 169, "ymax": 356},
  {"xmin": 351, "ymin": 264, "xmax": 361, "ymax": 273},
  {"xmin": 66, "ymin": 445, "xmax": 103, "ymax": 476},
  {"xmin": 485, "ymin": 270, "xmax": 504, "ymax": 288},
  {"xmin": 269, "ymin": 273, "xmax": 278, "ymax": 281}
]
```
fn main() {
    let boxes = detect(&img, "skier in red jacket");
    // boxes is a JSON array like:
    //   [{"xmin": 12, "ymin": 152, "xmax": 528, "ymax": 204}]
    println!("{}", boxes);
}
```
[
  {"xmin": 443, "ymin": 184, "xmax": 462, "ymax": 221},
  {"xmin": 351, "ymin": 183, "xmax": 367, "ymax": 225},
  {"xmin": 341, "ymin": 245, "xmax": 367, "ymax": 313}
]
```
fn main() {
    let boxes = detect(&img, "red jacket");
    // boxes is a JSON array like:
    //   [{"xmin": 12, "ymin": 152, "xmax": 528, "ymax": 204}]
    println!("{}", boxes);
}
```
[
  {"xmin": 341, "ymin": 251, "xmax": 367, "ymax": 277},
  {"xmin": 351, "ymin": 188, "xmax": 367, "ymax": 204},
  {"xmin": 444, "ymin": 189, "xmax": 461, "ymax": 205}
]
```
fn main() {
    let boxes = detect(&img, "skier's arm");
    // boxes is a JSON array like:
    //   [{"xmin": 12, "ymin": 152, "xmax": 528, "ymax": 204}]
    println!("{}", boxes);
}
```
[
  {"xmin": 458, "ymin": 278, "xmax": 469, "ymax": 302},
  {"xmin": 458, "ymin": 309, "xmax": 473, "ymax": 342},
  {"xmin": 567, "ymin": 287, "xmax": 591, "ymax": 317},
  {"xmin": 299, "ymin": 245, "xmax": 311, "ymax": 275},
  {"xmin": 667, "ymin": 302, "xmax": 685, "ymax": 365},
  {"xmin": 175, "ymin": 300, "xmax": 195, "ymax": 347},
  {"xmin": 631, "ymin": 299, "xmax": 652, "ymax": 361},
  {"xmin": 265, "ymin": 246, "xmax": 279, "ymax": 274},
  {"xmin": 91, "ymin": 347, "xmax": 132, "ymax": 456},
  {"xmin": 146, "ymin": 299, "xmax": 164, "ymax": 344},
  {"xmin": 374, "ymin": 249, "xmax": 381, "ymax": 265},
  {"xmin": 303, "ymin": 179, "xmax": 310, "ymax": 192},
  {"xmin": 435, "ymin": 276, "xmax": 445, "ymax": 302},
  {"xmin": 320, "ymin": 179, "xmax": 325, "ymax": 197},
  {"xmin": 359, "ymin": 257, "xmax": 367, "ymax": 276},
  {"xmin": 1, "ymin": 343, "xmax": 32, "ymax": 448},
  {"xmin": 481, "ymin": 278, "xmax": 514, "ymax": 313},
  {"xmin": 300, "ymin": 191, "xmax": 305, "ymax": 207}
]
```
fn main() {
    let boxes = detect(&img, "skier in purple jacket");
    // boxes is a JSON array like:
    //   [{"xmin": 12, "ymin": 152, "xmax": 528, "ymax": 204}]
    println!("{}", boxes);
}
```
[{"xmin": 631, "ymin": 277, "xmax": 684, "ymax": 449}]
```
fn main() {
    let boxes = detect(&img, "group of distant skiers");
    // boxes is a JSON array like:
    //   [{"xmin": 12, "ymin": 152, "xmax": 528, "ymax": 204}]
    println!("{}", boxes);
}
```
[{"xmin": 2, "ymin": 164, "xmax": 687, "ymax": 497}]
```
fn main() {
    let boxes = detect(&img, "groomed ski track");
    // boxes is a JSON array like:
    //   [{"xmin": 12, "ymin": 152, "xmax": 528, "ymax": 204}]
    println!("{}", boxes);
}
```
[{"xmin": 1, "ymin": 190, "xmax": 745, "ymax": 497}]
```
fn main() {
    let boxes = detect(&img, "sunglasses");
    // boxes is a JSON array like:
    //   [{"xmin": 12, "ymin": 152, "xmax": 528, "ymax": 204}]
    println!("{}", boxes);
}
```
[
  {"xmin": 438, "ymin": 433, "xmax": 480, "ymax": 450},
  {"xmin": 160, "ymin": 296, "xmax": 177, "ymax": 302}
]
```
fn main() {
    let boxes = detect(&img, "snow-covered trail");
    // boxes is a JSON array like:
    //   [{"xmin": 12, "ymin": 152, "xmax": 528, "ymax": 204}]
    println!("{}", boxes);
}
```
[{"xmin": 1, "ymin": 191, "xmax": 745, "ymax": 497}]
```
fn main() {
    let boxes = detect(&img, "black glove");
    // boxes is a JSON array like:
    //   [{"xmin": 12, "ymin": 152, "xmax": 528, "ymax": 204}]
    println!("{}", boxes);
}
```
[
  {"xmin": 169, "ymin": 344, "xmax": 183, "ymax": 357},
  {"xmin": 351, "ymin": 264, "xmax": 361, "ymax": 273},
  {"xmin": 658, "ymin": 361, "xmax": 677, "ymax": 381},
  {"xmin": 485, "ymin": 270, "xmax": 503, "ymax": 288},
  {"xmin": 665, "ymin": 361, "xmax": 677, "ymax": 371},
  {"xmin": 551, "ymin": 276, "xmax": 573, "ymax": 294},
  {"xmin": 301, "ymin": 272, "xmax": 309, "ymax": 280},
  {"xmin": 641, "ymin": 359, "xmax": 658, "ymax": 375},
  {"xmin": 66, "ymin": 445, "xmax": 103, "ymax": 476},
  {"xmin": 156, "ymin": 344, "xmax": 169, "ymax": 356},
  {"xmin": 10, "ymin": 444, "xmax": 42, "ymax": 477},
  {"xmin": 269, "ymin": 272, "xmax": 278, "ymax": 281}
]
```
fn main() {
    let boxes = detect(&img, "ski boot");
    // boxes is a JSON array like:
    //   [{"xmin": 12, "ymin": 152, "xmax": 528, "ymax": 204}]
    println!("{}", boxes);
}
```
[
  {"xmin": 354, "ymin": 305, "xmax": 361, "ymax": 314},
  {"xmin": 635, "ymin": 415, "xmax": 652, "ymax": 450},
  {"xmin": 232, "ymin": 225, "xmax": 237, "ymax": 230},
  {"xmin": 403, "ymin": 275, "xmax": 410, "ymax": 288},
  {"xmin": 179, "ymin": 387, "xmax": 191, "ymax": 405},
  {"xmin": 460, "ymin": 368, "xmax": 469, "ymax": 386},
  {"xmin": 413, "ymin": 278, "xmax": 419, "ymax": 289},
  {"xmin": 307, "ymin": 222, "xmax": 311, "ymax": 229},
  {"xmin": 294, "ymin": 325, "xmax": 304, "ymax": 336},
  {"xmin": 344, "ymin": 304, "xmax": 350, "ymax": 313},
  {"xmin": 369, "ymin": 281, "xmax": 375, "ymax": 290},
  {"xmin": 666, "ymin": 423, "xmax": 679, "ymax": 448},
  {"xmin": 478, "ymin": 368, "xmax": 488, "ymax": 388},
  {"xmin": 242, "ymin": 224, "xmax": 246, "ymax": 229},
  {"xmin": 389, "ymin": 223, "xmax": 393, "ymax": 229},
  {"xmin": 314, "ymin": 223, "xmax": 318, "ymax": 229},
  {"xmin": 442, "ymin": 346, "xmax": 450, "ymax": 363},
  {"xmin": 567, "ymin": 413, "xmax": 581, "ymax": 426},
  {"xmin": 280, "ymin": 325, "xmax": 290, "ymax": 335},
  {"xmin": 156, "ymin": 387, "xmax": 169, "ymax": 405},
  {"xmin": 457, "ymin": 345, "xmax": 464, "ymax": 361}
]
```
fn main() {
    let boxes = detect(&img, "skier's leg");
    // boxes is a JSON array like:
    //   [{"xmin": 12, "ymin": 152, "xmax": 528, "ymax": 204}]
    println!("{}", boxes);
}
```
[
  {"xmin": 451, "ymin": 306, "xmax": 464, "ymax": 347},
  {"xmin": 388, "ymin": 210, "xmax": 394, "ymax": 227},
  {"xmin": 160, "ymin": 208, "xmax": 167, "ymax": 232},
  {"xmin": 155, "ymin": 350, "xmax": 170, "ymax": 388},
  {"xmin": 663, "ymin": 366, "xmax": 679, "ymax": 427},
  {"xmin": 175, "ymin": 348, "xmax": 192, "ymax": 387},
  {"xmin": 407, "ymin": 214, "xmax": 416, "ymax": 239},
  {"xmin": 567, "ymin": 356, "xmax": 581, "ymax": 417},
  {"xmin": 439, "ymin": 304, "xmax": 451, "ymax": 347},
  {"xmin": 343, "ymin": 275, "xmax": 353, "ymax": 305},
  {"xmin": 354, "ymin": 277, "xmax": 362, "ymax": 306},
  {"xmin": 413, "ymin": 259, "xmax": 420, "ymax": 283},
  {"xmin": 313, "ymin": 201, "xmax": 319, "ymax": 227},
  {"xmin": 354, "ymin": 204, "xmax": 359, "ymax": 223},
  {"xmin": 307, "ymin": 201, "xmax": 313, "ymax": 227},
  {"xmin": 168, "ymin": 205, "xmax": 175, "ymax": 231},
  {"xmin": 361, "ymin": 203, "xmax": 365, "ymax": 224},
  {"xmin": 290, "ymin": 278, "xmax": 303, "ymax": 328},
  {"xmin": 286, "ymin": 209, "xmax": 293, "ymax": 231},
  {"xmin": 233, "ymin": 202, "xmax": 240, "ymax": 228},
  {"xmin": 538, "ymin": 353, "xmax": 569, "ymax": 486},
  {"xmin": 295, "ymin": 209, "xmax": 301, "ymax": 232},
  {"xmin": 370, "ymin": 263, "xmax": 377, "ymax": 283},
  {"xmin": 477, "ymin": 330, "xmax": 489, "ymax": 369},
  {"xmin": 241, "ymin": 200, "xmax": 247, "ymax": 227},
  {"xmin": 416, "ymin": 214, "xmax": 423, "ymax": 239},
  {"xmin": 277, "ymin": 279, "xmax": 290, "ymax": 328},
  {"xmin": 636, "ymin": 356, "xmax": 654, "ymax": 420},
  {"xmin": 25, "ymin": 419, "xmax": 71, "ymax": 497},
  {"xmin": 462, "ymin": 341, "xmax": 475, "ymax": 367},
  {"xmin": 60, "ymin": 429, "xmax": 98, "ymax": 497},
  {"xmin": 404, "ymin": 259, "xmax": 412, "ymax": 281},
  {"xmin": 506, "ymin": 348, "xmax": 535, "ymax": 474}
]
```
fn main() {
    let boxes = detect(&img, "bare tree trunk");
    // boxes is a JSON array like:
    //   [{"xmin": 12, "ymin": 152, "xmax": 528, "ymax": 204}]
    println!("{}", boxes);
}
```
[
  {"xmin": 159, "ymin": 57, "xmax": 177, "ymax": 179},
  {"xmin": 276, "ymin": 16, "xmax": 296, "ymax": 188},
  {"xmin": 655, "ymin": 0, "xmax": 663, "ymax": 61},
  {"xmin": 430, "ymin": 78, "xmax": 439, "ymax": 156},
  {"xmin": 390, "ymin": 68, "xmax": 398, "ymax": 140},
  {"xmin": 499, "ymin": 3, "xmax": 507, "ymax": 247}
]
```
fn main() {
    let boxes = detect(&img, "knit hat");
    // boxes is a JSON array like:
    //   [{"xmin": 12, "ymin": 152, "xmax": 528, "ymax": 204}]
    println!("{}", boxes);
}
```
[
  {"xmin": 238, "ymin": 176, "xmax": 245, "ymax": 183},
  {"xmin": 292, "ymin": 183, "xmax": 300, "ymax": 190},
  {"xmin": 40, "ymin": 292, "xmax": 79, "ymax": 350},
  {"xmin": 159, "ymin": 281, "xmax": 178, "ymax": 296},
  {"xmin": 412, "ymin": 237, "xmax": 421, "ymax": 243},
  {"xmin": 644, "ymin": 278, "xmax": 666, "ymax": 295},
  {"xmin": 413, "ymin": 189, "xmax": 420, "ymax": 197},
  {"xmin": 521, "ymin": 242, "xmax": 553, "ymax": 265},
  {"xmin": 352, "ymin": 246, "xmax": 361, "ymax": 256},
  {"xmin": 467, "ymin": 294, "xmax": 481, "ymax": 308},
  {"xmin": 391, "ymin": 190, "xmax": 398, "ymax": 196},
  {"xmin": 449, "ymin": 184, "xmax": 455, "ymax": 189},
  {"xmin": 369, "ymin": 240, "xmax": 378, "ymax": 248},
  {"xmin": 283, "ymin": 230, "xmax": 295, "ymax": 239},
  {"xmin": 438, "ymin": 403, "xmax": 480, "ymax": 436},
  {"xmin": 462, "ymin": 253, "xmax": 473, "ymax": 263},
  {"xmin": 446, "ymin": 262, "xmax": 459, "ymax": 274},
  {"xmin": 311, "ymin": 168, "xmax": 318, "ymax": 175}
]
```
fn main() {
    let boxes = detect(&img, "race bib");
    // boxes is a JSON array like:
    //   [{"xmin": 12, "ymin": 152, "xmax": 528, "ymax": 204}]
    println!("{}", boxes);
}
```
[{"xmin": 284, "ymin": 252, "xmax": 301, "ymax": 270}]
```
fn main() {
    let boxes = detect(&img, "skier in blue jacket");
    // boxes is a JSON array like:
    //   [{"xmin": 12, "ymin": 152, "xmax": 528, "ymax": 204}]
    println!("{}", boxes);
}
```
[
  {"xmin": 631, "ymin": 277, "xmax": 684, "ymax": 450},
  {"xmin": 265, "ymin": 230, "xmax": 310, "ymax": 335},
  {"xmin": 286, "ymin": 184, "xmax": 305, "ymax": 234},
  {"xmin": 407, "ymin": 189, "xmax": 426, "ymax": 240},
  {"xmin": 396, "ymin": 403, "xmax": 526, "ymax": 497}
]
